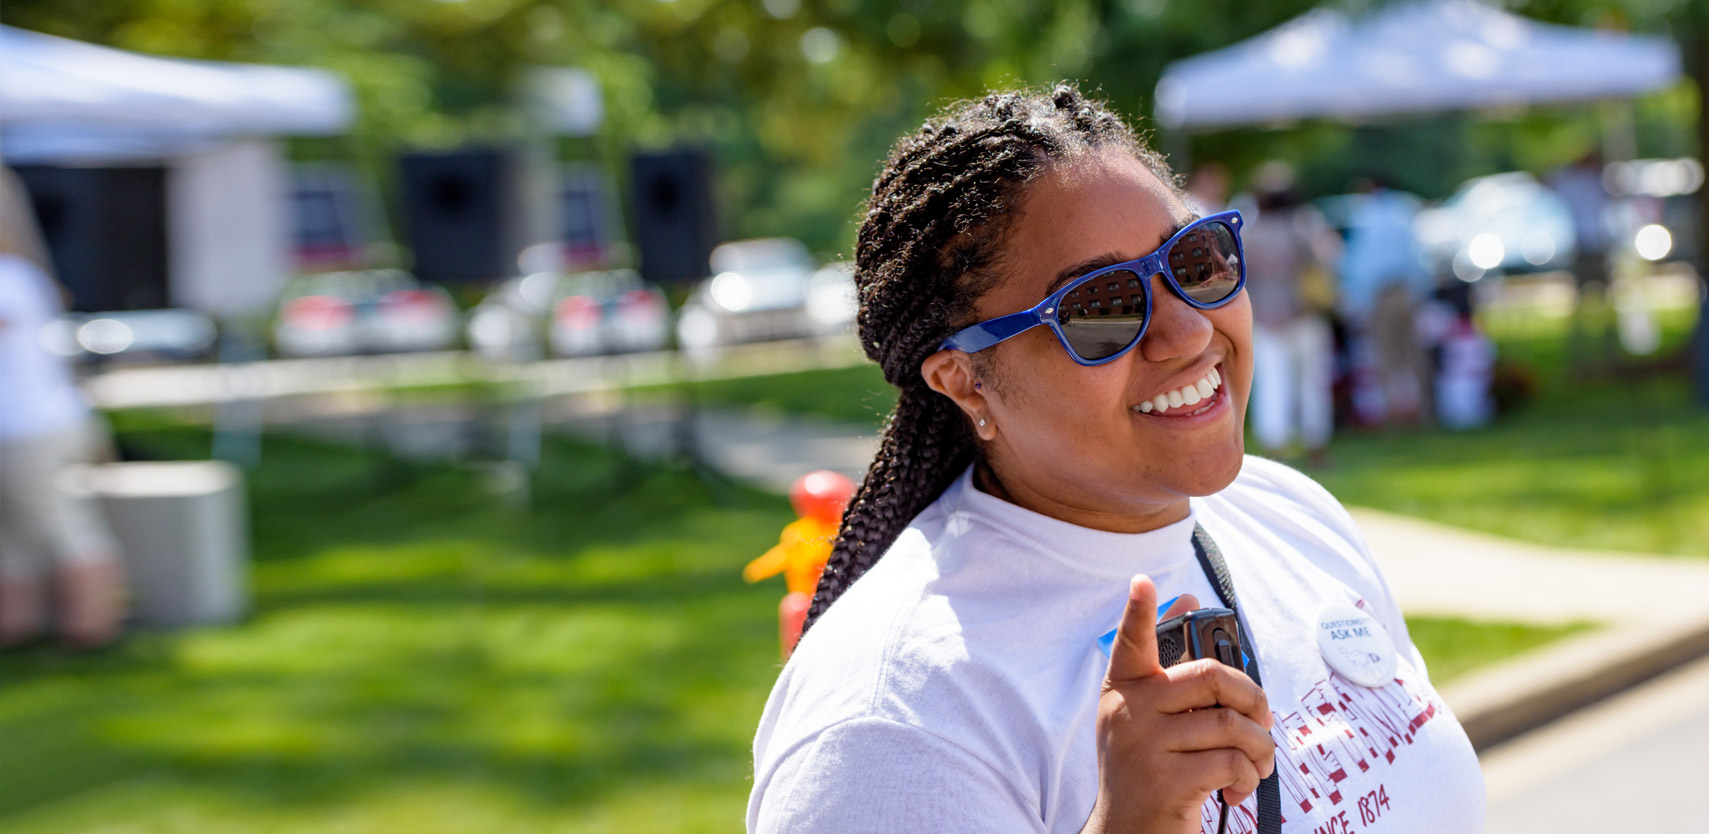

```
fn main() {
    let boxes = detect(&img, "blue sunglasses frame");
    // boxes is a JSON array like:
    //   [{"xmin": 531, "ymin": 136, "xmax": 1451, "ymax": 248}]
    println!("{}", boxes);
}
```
[{"xmin": 938, "ymin": 210, "xmax": 1246, "ymax": 366}]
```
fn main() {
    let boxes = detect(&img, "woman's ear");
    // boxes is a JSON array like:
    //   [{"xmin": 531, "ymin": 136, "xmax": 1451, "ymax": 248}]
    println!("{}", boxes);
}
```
[{"xmin": 920, "ymin": 350, "xmax": 996, "ymax": 440}]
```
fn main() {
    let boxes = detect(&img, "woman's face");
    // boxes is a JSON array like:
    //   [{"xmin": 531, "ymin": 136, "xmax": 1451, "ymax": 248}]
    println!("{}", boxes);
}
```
[{"xmin": 933, "ymin": 149, "xmax": 1253, "ymax": 531}]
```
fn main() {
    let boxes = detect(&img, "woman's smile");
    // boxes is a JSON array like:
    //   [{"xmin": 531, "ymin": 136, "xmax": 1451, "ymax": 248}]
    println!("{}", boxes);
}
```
[{"xmin": 1132, "ymin": 362, "xmax": 1225, "ymax": 417}]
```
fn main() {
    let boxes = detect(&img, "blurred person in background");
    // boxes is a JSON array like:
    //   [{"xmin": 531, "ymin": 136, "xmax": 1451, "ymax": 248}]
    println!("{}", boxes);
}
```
[
  {"xmin": 0, "ymin": 167, "xmax": 125, "ymax": 649},
  {"xmin": 1338, "ymin": 176, "xmax": 1432, "ymax": 425},
  {"xmin": 1242, "ymin": 162, "xmax": 1340, "ymax": 466},
  {"xmin": 1549, "ymin": 152, "xmax": 1611, "ymax": 290},
  {"xmin": 1416, "ymin": 283, "xmax": 1496, "ymax": 430},
  {"xmin": 1184, "ymin": 160, "xmax": 1229, "ymax": 217},
  {"xmin": 1547, "ymin": 152, "xmax": 1614, "ymax": 367}
]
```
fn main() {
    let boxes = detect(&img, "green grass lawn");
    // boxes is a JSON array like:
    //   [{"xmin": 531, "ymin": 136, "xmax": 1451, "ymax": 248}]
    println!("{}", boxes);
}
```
[
  {"xmin": 0, "ymin": 418, "xmax": 1582, "ymax": 832},
  {"xmin": 1404, "ymin": 616, "xmax": 1591, "ymax": 684},
  {"xmin": 1313, "ymin": 302, "xmax": 1709, "ymax": 557},
  {"xmin": 1311, "ymin": 375, "xmax": 1709, "ymax": 557},
  {"xmin": 1, "ymin": 419, "xmax": 795, "ymax": 833}
]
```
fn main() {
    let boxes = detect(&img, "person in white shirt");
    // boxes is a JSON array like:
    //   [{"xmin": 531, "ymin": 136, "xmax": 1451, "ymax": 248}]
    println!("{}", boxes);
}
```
[
  {"xmin": 1241, "ymin": 164, "xmax": 1340, "ymax": 465},
  {"xmin": 748, "ymin": 86, "xmax": 1483, "ymax": 834},
  {"xmin": 0, "ymin": 193, "xmax": 125, "ymax": 648},
  {"xmin": 1337, "ymin": 179, "xmax": 1432, "ymax": 425}
]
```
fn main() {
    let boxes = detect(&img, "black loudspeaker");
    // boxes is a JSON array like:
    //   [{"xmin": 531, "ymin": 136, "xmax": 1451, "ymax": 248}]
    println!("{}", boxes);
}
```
[
  {"xmin": 629, "ymin": 148, "xmax": 718, "ymax": 286},
  {"xmin": 14, "ymin": 165, "xmax": 170, "ymax": 312},
  {"xmin": 398, "ymin": 148, "xmax": 525, "ymax": 284}
]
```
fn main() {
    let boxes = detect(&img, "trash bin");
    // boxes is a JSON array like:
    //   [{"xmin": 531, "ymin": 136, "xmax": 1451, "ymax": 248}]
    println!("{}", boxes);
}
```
[{"xmin": 60, "ymin": 461, "xmax": 249, "ymax": 627}]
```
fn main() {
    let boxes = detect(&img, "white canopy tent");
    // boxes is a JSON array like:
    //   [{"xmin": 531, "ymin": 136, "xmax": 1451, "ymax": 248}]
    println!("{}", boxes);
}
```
[
  {"xmin": 0, "ymin": 26, "xmax": 356, "ymax": 315},
  {"xmin": 1155, "ymin": 0, "xmax": 1681, "ymax": 131},
  {"xmin": 524, "ymin": 67, "xmax": 603, "ymax": 137},
  {"xmin": 0, "ymin": 24, "xmax": 352, "ymax": 160}
]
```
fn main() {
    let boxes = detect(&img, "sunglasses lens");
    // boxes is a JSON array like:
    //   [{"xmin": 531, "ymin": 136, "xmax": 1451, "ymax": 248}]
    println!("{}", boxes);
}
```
[
  {"xmin": 1057, "ymin": 269, "xmax": 1148, "ymax": 362},
  {"xmin": 1167, "ymin": 220, "xmax": 1242, "ymax": 304}
]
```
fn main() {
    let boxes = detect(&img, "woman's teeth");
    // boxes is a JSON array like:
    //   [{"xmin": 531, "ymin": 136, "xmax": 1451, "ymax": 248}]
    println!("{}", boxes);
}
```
[{"xmin": 1134, "ymin": 367, "xmax": 1221, "ymax": 415}]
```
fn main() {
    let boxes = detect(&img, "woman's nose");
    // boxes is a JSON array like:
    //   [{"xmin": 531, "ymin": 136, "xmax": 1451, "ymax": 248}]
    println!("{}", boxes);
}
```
[{"xmin": 1138, "ymin": 272, "xmax": 1214, "ymax": 363}]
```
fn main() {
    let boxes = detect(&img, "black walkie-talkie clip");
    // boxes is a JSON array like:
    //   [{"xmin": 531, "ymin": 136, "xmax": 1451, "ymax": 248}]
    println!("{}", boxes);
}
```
[{"xmin": 1155, "ymin": 607, "xmax": 1241, "ymax": 670}]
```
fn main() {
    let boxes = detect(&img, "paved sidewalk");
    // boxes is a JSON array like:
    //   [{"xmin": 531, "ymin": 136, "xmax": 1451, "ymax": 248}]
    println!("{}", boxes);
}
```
[
  {"xmin": 559, "ymin": 403, "xmax": 881, "ymax": 490},
  {"xmin": 1347, "ymin": 507, "xmax": 1709, "ymax": 626}
]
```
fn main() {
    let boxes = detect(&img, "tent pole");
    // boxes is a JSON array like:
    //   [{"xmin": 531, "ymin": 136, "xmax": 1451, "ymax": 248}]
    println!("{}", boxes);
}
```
[
  {"xmin": 1685, "ymin": 2, "xmax": 1709, "ymax": 406},
  {"xmin": 1598, "ymin": 99, "xmax": 1638, "ymax": 165}
]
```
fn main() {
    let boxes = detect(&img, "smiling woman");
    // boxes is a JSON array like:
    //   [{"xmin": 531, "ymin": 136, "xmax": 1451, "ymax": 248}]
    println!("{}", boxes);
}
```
[{"xmin": 747, "ymin": 86, "xmax": 1485, "ymax": 834}]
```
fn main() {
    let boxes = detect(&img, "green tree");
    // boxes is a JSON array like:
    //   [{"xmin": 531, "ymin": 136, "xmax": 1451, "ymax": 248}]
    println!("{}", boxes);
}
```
[{"xmin": 3, "ymin": 0, "xmax": 1696, "ymax": 258}]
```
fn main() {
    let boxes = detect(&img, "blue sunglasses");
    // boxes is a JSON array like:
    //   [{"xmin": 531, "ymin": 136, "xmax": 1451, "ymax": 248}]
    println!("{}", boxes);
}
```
[{"xmin": 939, "ymin": 211, "xmax": 1246, "ymax": 366}]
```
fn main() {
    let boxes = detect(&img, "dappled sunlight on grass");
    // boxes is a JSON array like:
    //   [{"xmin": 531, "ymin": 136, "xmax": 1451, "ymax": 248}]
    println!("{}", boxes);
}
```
[
  {"xmin": 0, "ymin": 414, "xmax": 1600, "ymax": 831},
  {"xmin": 1406, "ymin": 616, "xmax": 1594, "ymax": 684},
  {"xmin": 0, "ymin": 422, "xmax": 790, "ymax": 832}
]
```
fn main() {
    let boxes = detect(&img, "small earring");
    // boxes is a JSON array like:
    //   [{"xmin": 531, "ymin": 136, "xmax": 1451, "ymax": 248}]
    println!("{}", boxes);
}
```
[
  {"xmin": 974, "ymin": 382, "xmax": 983, "ymax": 390},
  {"xmin": 978, "ymin": 418, "xmax": 987, "ymax": 427}
]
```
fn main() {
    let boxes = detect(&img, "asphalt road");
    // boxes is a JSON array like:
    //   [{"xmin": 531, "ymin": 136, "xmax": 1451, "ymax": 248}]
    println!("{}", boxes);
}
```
[{"xmin": 1480, "ymin": 653, "xmax": 1709, "ymax": 832}]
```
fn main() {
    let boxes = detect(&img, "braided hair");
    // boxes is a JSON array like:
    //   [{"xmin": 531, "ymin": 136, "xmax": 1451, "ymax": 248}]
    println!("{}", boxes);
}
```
[{"xmin": 805, "ymin": 84, "xmax": 1179, "ymax": 630}]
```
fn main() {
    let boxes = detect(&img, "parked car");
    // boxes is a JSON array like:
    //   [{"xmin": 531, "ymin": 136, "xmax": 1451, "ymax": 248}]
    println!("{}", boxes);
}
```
[
  {"xmin": 1313, "ymin": 190, "xmax": 1424, "ymax": 241},
  {"xmin": 41, "ymin": 308, "xmax": 218, "ymax": 365},
  {"xmin": 273, "ymin": 269, "xmax": 460, "ymax": 357},
  {"xmin": 465, "ymin": 268, "xmax": 671, "ymax": 360},
  {"xmin": 1414, "ymin": 172, "xmax": 1578, "ymax": 281},
  {"xmin": 804, "ymin": 260, "xmax": 858, "ymax": 337},
  {"xmin": 1604, "ymin": 157, "xmax": 1703, "ymax": 265},
  {"xmin": 676, "ymin": 238, "xmax": 827, "ymax": 353}
]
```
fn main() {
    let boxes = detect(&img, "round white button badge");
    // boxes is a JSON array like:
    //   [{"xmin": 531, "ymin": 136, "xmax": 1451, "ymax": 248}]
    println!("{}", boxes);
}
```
[{"xmin": 1315, "ymin": 605, "xmax": 1397, "ymax": 688}]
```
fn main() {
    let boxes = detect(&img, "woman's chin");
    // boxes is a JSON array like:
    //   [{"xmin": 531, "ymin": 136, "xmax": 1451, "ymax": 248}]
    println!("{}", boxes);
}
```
[{"xmin": 1165, "ymin": 437, "xmax": 1247, "ymax": 499}]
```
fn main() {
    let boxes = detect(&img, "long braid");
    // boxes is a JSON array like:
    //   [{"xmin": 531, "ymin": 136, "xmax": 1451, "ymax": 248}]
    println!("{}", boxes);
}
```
[{"xmin": 805, "ymin": 84, "xmax": 1178, "ymax": 631}]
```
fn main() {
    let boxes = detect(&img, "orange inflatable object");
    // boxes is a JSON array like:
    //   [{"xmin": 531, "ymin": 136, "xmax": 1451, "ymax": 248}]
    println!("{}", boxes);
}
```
[
  {"xmin": 746, "ymin": 470, "xmax": 856, "ymax": 656},
  {"xmin": 790, "ymin": 470, "xmax": 855, "ymax": 525},
  {"xmin": 744, "ymin": 515, "xmax": 840, "ymax": 595}
]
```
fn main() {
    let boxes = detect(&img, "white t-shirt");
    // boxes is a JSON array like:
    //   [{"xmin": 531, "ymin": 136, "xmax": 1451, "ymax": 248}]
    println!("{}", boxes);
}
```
[
  {"xmin": 0, "ymin": 255, "xmax": 89, "ymax": 440},
  {"xmin": 748, "ymin": 457, "xmax": 1485, "ymax": 834}
]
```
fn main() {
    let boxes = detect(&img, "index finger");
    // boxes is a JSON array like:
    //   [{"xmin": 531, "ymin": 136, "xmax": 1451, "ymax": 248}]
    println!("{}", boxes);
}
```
[
  {"xmin": 1160, "ymin": 593, "xmax": 1199, "ymax": 622},
  {"xmin": 1157, "ymin": 659, "xmax": 1272, "ymax": 729}
]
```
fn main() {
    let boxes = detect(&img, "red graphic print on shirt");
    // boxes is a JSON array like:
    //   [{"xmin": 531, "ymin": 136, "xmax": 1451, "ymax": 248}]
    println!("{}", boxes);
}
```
[{"xmin": 1194, "ymin": 665, "xmax": 1443, "ymax": 833}]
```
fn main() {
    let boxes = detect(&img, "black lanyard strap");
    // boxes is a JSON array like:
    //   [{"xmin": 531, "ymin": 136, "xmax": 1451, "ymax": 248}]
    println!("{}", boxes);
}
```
[{"xmin": 1192, "ymin": 523, "xmax": 1281, "ymax": 834}]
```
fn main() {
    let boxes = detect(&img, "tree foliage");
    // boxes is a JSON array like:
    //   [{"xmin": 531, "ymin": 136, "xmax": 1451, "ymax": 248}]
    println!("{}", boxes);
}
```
[{"xmin": 2, "ymin": 0, "xmax": 1696, "ymax": 255}]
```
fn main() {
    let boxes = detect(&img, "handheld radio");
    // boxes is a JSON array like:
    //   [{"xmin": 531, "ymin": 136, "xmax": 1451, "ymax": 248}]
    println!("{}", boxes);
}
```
[{"xmin": 1155, "ymin": 607, "xmax": 1242, "ymax": 670}]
